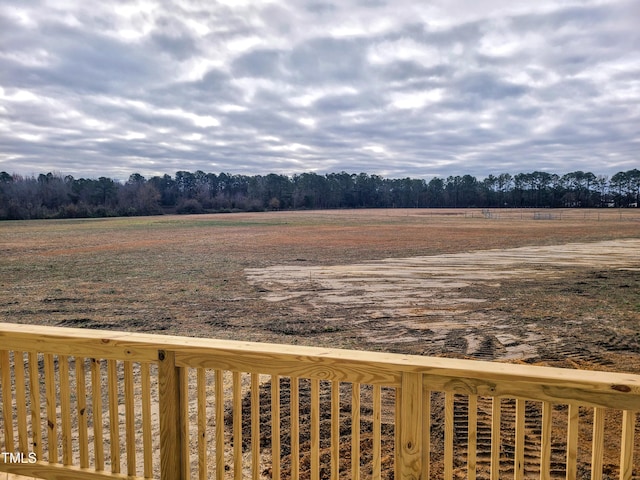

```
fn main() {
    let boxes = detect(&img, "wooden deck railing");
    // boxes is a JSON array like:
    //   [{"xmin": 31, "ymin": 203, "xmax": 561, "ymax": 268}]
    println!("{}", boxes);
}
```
[{"xmin": 1, "ymin": 322, "xmax": 639, "ymax": 479}]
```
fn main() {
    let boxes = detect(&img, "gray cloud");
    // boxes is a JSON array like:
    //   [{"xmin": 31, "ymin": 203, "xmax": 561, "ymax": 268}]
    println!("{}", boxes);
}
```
[{"xmin": 1, "ymin": 0, "xmax": 638, "ymax": 181}]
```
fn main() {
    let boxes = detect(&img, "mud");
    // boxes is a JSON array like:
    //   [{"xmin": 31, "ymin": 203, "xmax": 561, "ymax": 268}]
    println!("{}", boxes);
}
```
[{"xmin": 246, "ymin": 239, "xmax": 640, "ymax": 365}]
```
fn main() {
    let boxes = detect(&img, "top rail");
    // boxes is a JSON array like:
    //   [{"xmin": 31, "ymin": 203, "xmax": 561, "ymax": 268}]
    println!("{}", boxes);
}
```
[
  {"xmin": 1, "ymin": 322, "xmax": 640, "ymax": 479},
  {"xmin": 1, "ymin": 322, "xmax": 639, "ymax": 410}
]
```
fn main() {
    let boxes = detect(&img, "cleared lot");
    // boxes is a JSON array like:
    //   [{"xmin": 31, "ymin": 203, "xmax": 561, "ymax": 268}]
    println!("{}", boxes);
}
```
[
  {"xmin": 1, "ymin": 208, "xmax": 639, "ymax": 373},
  {"xmin": 1, "ymin": 208, "xmax": 639, "ymax": 478}
]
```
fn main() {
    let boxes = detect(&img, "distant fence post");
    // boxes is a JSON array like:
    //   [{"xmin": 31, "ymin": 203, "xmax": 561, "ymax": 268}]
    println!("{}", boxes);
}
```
[
  {"xmin": 158, "ymin": 349, "xmax": 188, "ymax": 480},
  {"xmin": 397, "ymin": 372, "xmax": 424, "ymax": 479}
]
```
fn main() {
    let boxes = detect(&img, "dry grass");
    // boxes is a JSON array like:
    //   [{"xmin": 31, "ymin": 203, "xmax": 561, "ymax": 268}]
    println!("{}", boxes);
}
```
[
  {"xmin": 1, "ymin": 209, "xmax": 638, "ymax": 361},
  {"xmin": 1, "ymin": 208, "xmax": 640, "ymax": 478}
]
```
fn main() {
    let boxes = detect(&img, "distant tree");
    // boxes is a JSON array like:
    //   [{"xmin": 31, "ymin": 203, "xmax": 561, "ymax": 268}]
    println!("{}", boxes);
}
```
[
  {"xmin": 557, "ymin": 171, "xmax": 590, "ymax": 207},
  {"xmin": 3, "ymin": 167, "xmax": 640, "ymax": 221},
  {"xmin": 627, "ymin": 169, "xmax": 640, "ymax": 206},
  {"xmin": 119, "ymin": 174, "xmax": 161, "ymax": 215},
  {"xmin": 529, "ymin": 171, "xmax": 557, "ymax": 207},
  {"xmin": 459, "ymin": 175, "xmax": 478, "ymax": 207},
  {"xmin": 426, "ymin": 177, "xmax": 445, "ymax": 207},
  {"xmin": 93, "ymin": 177, "xmax": 119, "ymax": 210},
  {"xmin": 611, "ymin": 169, "xmax": 640, "ymax": 207},
  {"xmin": 149, "ymin": 174, "xmax": 177, "ymax": 207},
  {"xmin": 263, "ymin": 173, "xmax": 293, "ymax": 209},
  {"xmin": 496, "ymin": 173, "xmax": 513, "ymax": 206},
  {"xmin": 481, "ymin": 174, "xmax": 498, "ymax": 206},
  {"xmin": 175, "ymin": 171, "xmax": 197, "ymax": 198},
  {"xmin": 128, "ymin": 173, "xmax": 146, "ymax": 185},
  {"xmin": 445, "ymin": 176, "xmax": 462, "ymax": 207}
]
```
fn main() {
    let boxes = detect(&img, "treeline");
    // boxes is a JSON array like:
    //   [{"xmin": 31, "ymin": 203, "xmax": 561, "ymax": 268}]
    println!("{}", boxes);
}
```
[{"xmin": 1, "ymin": 169, "xmax": 639, "ymax": 220}]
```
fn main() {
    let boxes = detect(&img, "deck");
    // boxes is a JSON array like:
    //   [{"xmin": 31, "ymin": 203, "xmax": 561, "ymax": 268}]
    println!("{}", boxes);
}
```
[{"xmin": 1, "ymin": 322, "xmax": 639, "ymax": 479}]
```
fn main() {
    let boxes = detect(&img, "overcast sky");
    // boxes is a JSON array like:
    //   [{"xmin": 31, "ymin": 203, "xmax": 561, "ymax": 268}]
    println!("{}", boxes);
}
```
[{"xmin": 1, "ymin": 0, "xmax": 638, "ymax": 181}]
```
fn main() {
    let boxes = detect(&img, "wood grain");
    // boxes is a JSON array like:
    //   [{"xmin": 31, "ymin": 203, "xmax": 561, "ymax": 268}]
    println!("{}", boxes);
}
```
[
  {"xmin": 2, "ymin": 323, "xmax": 639, "ymax": 409},
  {"xmin": 13, "ymin": 352, "xmax": 28, "ymax": 455},
  {"xmin": 619, "ymin": 411, "xmax": 636, "ymax": 480},
  {"xmin": 75, "ymin": 357, "xmax": 89, "ymax": 469},
  {"xmin": 2, "ymin": 322, "xmax": 640, "ymax": 480},
  {"xmin": 106, "ymin": 360, "xmax": 119, "ymax": 474},
  {"xmin": 398, "ymin": 372, "xmax": 423, "ymax": 480},
  {"xmin": 27, "ymin": 352, "xmax": 42, "ymax": 460},
  {"xmin": 590, "ymin": 407, "xmax": 604, "ymax": 480},
  {"xmin": 1, "ymin": 350, "xmax": 14, "ymax": 453}
]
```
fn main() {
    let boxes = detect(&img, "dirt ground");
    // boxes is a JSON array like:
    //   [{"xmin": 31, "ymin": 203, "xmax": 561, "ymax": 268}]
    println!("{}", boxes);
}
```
[
  {"xmin": 245, "ymin": 238, "xmax": 640, "ymax": 368},
  {"xmin": 1, "ymin": 208, "xmax": 639, "ymax": 478},
  {"xmin": 2, "ymin": 208, "xmax": 638, "ymax": 369}
]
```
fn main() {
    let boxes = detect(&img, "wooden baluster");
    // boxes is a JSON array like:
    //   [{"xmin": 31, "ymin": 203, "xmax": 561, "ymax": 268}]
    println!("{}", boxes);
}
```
[
  {"xmin": 107, "ymin": 359, "xmax": 120, "ymax": 474},
  {"xmin": 28, "ymin": 352, "xmax": 42, "ymax": 460},
  {"xmin": 75, "ymin": 357, "xmax": 89, "ymax": 469},
  {"xmin": 44, "ymin": 354, "xmax": 58, "ymax": 464},
  {"xmin": 141, "ymin": 363, "xmax": 153, "ymax": 479},
  {"xmin": 566, "ymin": 404, "xmax": 579, "ymax": 480},
  {"xmin": 179, "ymin": 367, "xmax": 190, "ymax": 479},
  {"xmin": 444, "ymin": 392, "xmax": 454, "ymax": 480},
  {"xmin": 590, "ymin": 407, "xmax": 604, "ymax": 480},
  {"xmin": 14, "ymin": 352, "xmax": 28, "ymax": 455},
  {"xmin": 215, "ymin": 370, "xmax": 224, "ymax": 480},
  {"xmin": 490, "ymin": 397, "xmax": 501, "ymax": 480},
  {"xmin": 197, "ymin": 368, "xmax": 208, "ymax": 480},
  {"xmin": 251, "ymin": 373, "xmax": 259, "ymax": 480},
  {"xmin": 310, "ymin": 378, "xmax": 320, "ymax": 480},
  {"xmin": 59, "ymin": 355, "xmax": 72, "ymax": 466},
  {"xmin": 233, "ymin": 371, "xmax": 242, "ymax": 480},
  {"xmin": 468, "ymin": 394, "xmax": 478, "ymax": 480},
  {"xmin": 124, "ymin": 361, "xmax": 136, "ymax": 476},
  {"xmin": 352, "ymin": 382, "xmax": 361, "ymax": 480},
  {"xmin": 540, "ymin": 402, "xmax": 551, "ymax": 480},
  {"xmin": 619, "ymin": 411, "xmax": 635, "ymax": 480},
  {"xmin": 272, "ymin": 375, "xmax": 281, "ymax": 479},
  {"xmin": 331, "ymin": 381, "xmax": 340, "ymax": 480},
  {"xmin": 515, "ymin": 399, "xmax": 525, "ymax": 480},
  {"xmin": 373, "ymin": 384, "xmax": 382, "ymax": 480},
  {"xmin": 422, "ymin": 389, "xmax": 431, "ymax": 480},
  {"xmin": 90, "ymin": 359, "xmax": 104, "ymax": 471},
  {"xmin": 291, "ymin": 377, "xmax": 300, "ymax": 479}
]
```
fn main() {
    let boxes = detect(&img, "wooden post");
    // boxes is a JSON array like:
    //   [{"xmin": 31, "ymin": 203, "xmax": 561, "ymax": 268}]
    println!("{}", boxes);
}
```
[
  {"xmin": 158, "ymin": 349, "xmax": 186, "ymax": 480},
  {"xmin": 0, "ymin": 350, "xmax": 13, "ymax": 453},
  {"xmin": 397, "ymin": 372, "xmax": 423, "ymax": 479}
]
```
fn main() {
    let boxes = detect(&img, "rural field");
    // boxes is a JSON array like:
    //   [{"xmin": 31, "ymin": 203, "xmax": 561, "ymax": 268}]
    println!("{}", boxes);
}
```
[
  {"xmin": 1, "ymin": 208, "xmax": 639, "ymax": 372},
  {"xmin": 1, "ymin": 208, "xmax": 639, "ymax": 478}
]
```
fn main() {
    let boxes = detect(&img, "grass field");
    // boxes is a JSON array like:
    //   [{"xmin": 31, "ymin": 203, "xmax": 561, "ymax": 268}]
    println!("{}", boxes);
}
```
[
  {"xmin": 2, "ymin": 208, "xmax": 640, "ymax": 478},
  {"xmin": 1, "ymin": 208, "xmax": 639, "ymax": 372}
]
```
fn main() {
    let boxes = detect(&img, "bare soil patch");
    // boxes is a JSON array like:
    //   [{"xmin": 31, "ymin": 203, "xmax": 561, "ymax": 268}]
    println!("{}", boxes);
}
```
[{"xmin": 246, "ymin": 239, "xmax": 640, "ymax": 369}]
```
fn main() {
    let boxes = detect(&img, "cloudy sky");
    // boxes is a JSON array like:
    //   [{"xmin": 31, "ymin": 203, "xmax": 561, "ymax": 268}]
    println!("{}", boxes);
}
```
[{"xmin": 1, "ymin": 0, "xmax": 638, "ymax": 181}]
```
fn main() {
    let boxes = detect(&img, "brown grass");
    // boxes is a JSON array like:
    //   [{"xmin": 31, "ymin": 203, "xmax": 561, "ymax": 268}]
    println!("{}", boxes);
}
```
[
  {"xmin": 1, "ymin": 208, "xmax": 639, "ymax": 478},
  {"xmin": 1, "ymin": 209, "xmax": 639, "ymax": 360}
]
